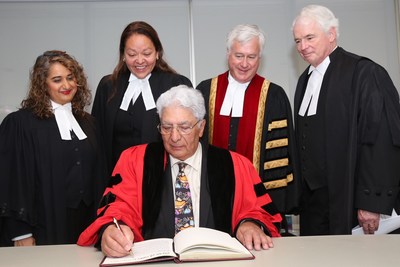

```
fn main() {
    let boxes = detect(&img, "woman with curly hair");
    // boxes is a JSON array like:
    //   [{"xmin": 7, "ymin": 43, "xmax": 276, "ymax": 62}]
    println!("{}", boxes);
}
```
[
  {"xmin": 0, "ymin": 50, "xmax": 107, "ymax": 246},
  {"xmin": 92, "ymin": 21, "xmax": 192, "ymax": 174}
]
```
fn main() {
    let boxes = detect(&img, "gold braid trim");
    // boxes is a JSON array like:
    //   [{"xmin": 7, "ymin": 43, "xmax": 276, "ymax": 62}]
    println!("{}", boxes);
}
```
[
  {"xmin": 268, "ymin": 119, "xmax": 288, "ymax": 131},
  {"xmin": 263, "ymin": 173, "xmax": 294, "ymax": 189},
  {"xmin": 266, "ymin": 138, "xmax": 288, "ymax": 149},
  {"xmin": 264, "ymin": 158, "xmax": 289, "ymax": 170},
  {"xmin": 252, "ymin": 80, "xmax": 270, "ymax": 173},
  {"xmin": 208, "ymin": 77, "xmax": 218, "ymax": 142}
]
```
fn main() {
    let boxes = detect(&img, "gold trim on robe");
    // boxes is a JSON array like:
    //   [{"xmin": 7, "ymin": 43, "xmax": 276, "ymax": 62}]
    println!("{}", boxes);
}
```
[
  {"xmin": 263, "ymin": 174, "xmax": 294, "ymax": 190},
  {"xmin": 266, "ymin": 138, "xmax": 289, "ymax": 149},
  {"xmin": 264, "ymin": 158, "xmax": 289, "ymax": 170},
  {"xmin": 252, "ymin": 80, "xmax": 270, "ymax": 172},
  {"xmin": 268, "ymin": 119, "xmax": 288, "ymax": 131},
  {"xmin": 208, "ymin": 77, "xmax": 270, "ymax": 173},
  {"xmin": 209, "ymin": 75, "xmax": 294, "ymax": 190},
  {"xmin": 209, "ymin": 78, "xmax": 218, "ymax": 143}
]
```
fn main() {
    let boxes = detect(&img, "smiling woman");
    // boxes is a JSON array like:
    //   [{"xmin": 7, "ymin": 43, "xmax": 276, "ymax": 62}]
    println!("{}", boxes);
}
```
[
  {"xmin": 46, "ymin": 62, "xmax": 78, "ymax": 105},
  {"xmin": 22, "ymin": 51, "xmax": 91, "ymax": 119},
  {"xmin": 91, "ymin": 21, "xmax": 193, "ymax": 175},
  {"xmin": 0, "ymin": 50, "xmax": 107, "ymax": 246}
]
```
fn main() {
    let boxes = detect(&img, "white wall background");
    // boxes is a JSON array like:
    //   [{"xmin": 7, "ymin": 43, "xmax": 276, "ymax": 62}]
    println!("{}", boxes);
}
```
[{"xmin": 0, "ymin": 0, "xmax": 399, "ymax": 122}]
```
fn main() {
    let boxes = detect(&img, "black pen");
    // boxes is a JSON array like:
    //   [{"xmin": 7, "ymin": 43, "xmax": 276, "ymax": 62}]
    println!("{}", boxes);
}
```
[{"xmin": 113, "ymin": 217, "xmax": 133, "ymax": 254}]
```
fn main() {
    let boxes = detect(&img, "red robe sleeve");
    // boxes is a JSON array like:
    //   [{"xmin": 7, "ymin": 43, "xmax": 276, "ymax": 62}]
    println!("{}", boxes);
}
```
[
  {"xmin": 77, "ymin": 144, "xmax": 148, "ymax": 246},
  {"xmin": 230, "ymin": 151, "xmax": 281, "ymax": 237}
]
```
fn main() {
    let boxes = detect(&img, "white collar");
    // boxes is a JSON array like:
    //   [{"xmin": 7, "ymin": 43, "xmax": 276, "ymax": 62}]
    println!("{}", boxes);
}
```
[
  {"xmin": 299, "ymin": 56, "xmax": 331, "ymax": 116},
  {"xmin": 169, "ymin": 143, "xmax": 202, "ymax": 172},
  {"xmin": 309, "ymin": 55, "xmax": 331, "ymax": 76},
  {"xmin": 51, "ymin": 100, "xmax": 87, "ymax": 140},
  {"xmin": 119, "ymin": 73, "xmax": 155, "ymax": 111},
  {"xmin": 219, "ymin": 73, "xmax": 250, "ymax": 117}
]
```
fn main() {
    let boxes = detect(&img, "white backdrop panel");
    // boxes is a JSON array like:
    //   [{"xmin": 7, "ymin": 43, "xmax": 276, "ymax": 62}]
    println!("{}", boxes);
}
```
[{"xmin": 0, "ymin": 0, "xmax": 398, "ymax": 122}]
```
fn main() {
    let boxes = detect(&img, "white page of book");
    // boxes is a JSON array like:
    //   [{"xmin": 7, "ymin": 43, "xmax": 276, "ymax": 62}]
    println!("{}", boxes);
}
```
[
  {"xmin": 173, "ymin": 227, "xmax": 250, "ymax": 255},
  {"xmin": 102, "ymin": 238, "xmax": 176, "ymax": 265}
]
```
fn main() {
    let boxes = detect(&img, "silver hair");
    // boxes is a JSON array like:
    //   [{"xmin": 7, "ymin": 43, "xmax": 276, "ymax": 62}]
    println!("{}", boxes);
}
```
[
  {"xmin": 292, "ymin": 5, "xmax": 340, "ymax": 38},
  {"xmin": 156, "ymin": 85, "xmax": 206, "ymax": 121},
  {"xmin": 226, "ymin": 24, "xmax": 265, "ymax": 57}
]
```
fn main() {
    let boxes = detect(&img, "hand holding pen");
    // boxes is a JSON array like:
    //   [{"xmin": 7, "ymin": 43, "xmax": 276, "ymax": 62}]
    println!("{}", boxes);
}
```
[
  {"xmin": 101, "ymin": 217, "xmax": 134, "ymax": 257},
  {"xmin": 113, "ymin": 217, "xmax": 122, "ymax": 231},
  {"xmin": 113, "ymin": 218, "xmax": 133, "ymax": 254}
]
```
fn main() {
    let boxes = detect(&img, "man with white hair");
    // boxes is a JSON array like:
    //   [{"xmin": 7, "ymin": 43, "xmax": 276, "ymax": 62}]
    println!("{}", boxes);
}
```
[
  {"xmin": 292, "ymin": 4, "xmax": 400, "ymax": 235},
  {"xmin": 78, "ymin": 85, "xmax": 281, "ymax": 257},
  {"xmin": 197, "ymin": 24, "xmax": 300, "ymax": 235}
]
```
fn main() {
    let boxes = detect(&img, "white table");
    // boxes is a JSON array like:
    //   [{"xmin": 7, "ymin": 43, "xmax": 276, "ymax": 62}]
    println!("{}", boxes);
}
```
[{"xmin": 0, "ymin": 235, "xmax": 399, "ymax": 267}]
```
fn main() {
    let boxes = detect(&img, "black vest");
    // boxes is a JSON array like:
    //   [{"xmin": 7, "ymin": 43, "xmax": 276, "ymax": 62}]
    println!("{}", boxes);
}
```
[{"xmin": 297, "ymin": 73, "xmax": 328, "ymax": 190}]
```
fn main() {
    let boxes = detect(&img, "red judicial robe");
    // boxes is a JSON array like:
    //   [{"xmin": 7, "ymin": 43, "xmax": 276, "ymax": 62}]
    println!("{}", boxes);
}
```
[{"xmin": 78, "ymin": 143, "xmax": 281, "ymax": 246}]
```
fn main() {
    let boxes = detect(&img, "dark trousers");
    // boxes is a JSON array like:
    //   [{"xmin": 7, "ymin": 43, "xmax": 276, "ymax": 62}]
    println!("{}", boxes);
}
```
[{"xmin": 300, "ymin": 185, "xmax": 330, "ymax": 236}]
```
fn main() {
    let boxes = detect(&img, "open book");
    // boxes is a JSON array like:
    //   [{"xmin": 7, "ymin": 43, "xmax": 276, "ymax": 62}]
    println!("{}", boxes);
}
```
[{"xmin": 100, "ymin": 227, "xmax": 254, "ymax": 266}]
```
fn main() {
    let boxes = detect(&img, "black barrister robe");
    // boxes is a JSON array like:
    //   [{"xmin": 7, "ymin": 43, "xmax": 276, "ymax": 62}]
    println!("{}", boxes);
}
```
[
  {"xmin": 0, "ymin": 109, "xmax": 107, "ymax": 245},
  {"xmin": 92, "ymin": 69, "xmax": 192, "ymax": 174},
  {"xmin": 294, "ymin": 47, "xmax": 400, "ymax": 234}
]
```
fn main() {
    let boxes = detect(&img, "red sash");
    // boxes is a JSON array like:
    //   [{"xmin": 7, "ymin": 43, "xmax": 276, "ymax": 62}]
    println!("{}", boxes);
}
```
[{"xmin": 209, "ymin": 72, "xmax": 269, "ymax": 170}]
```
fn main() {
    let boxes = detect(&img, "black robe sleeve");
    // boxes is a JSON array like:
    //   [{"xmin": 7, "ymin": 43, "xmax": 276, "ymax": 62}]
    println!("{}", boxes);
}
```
[
  {"xmin": 0, "ymin": 109, "xmax": 108, "ymax": 245},
  {"xmin": 0, "ymin": 110, "xmax": 36, "ymax": 225},
  {"xmin": 354, "ymin": 60, "xmax": 400, "ymax": 215},
  {"xmin": 260, "ymin": 84, "xmax": 301, "ymax": 215}
]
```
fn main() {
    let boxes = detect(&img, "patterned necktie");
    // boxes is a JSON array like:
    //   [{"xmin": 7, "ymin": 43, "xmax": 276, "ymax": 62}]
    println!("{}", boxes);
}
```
[{"xmin": 175, "ymin": 162, "xmax": 195, "ymax": 233}]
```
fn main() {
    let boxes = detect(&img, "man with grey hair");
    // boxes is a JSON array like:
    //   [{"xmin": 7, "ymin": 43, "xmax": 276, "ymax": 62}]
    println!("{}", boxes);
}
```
[
  {"xmin": 292, "ymin": 4, "xmax": 400, "ymax": 235},
  {"xmin": 77, "ymin": 85, "xmax": 281, "ymax": 257},
  {"xmin": 197, "ymin": 24, "xmax": 300, "ymax": 235}
]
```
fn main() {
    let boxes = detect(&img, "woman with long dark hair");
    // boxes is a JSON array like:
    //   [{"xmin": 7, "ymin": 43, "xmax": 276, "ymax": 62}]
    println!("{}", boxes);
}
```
[
  {"xmin": 0, "ymin": 50, "xmax": 106, "ymax": 246},
  {"xmin": 92, "ymin": 21, "xmax": 192, "ymax": 174}
]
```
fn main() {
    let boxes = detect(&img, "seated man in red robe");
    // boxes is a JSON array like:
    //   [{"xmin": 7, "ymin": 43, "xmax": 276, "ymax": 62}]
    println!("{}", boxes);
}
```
[{"xmin": 77, "ymin": 85, "xmax": 281, "ymax": 257}]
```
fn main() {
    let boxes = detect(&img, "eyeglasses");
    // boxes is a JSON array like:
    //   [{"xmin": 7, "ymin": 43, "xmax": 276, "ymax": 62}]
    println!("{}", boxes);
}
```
[{"xmin": 157, "ymin": 120, "xmax": 201, "ymax": 135}]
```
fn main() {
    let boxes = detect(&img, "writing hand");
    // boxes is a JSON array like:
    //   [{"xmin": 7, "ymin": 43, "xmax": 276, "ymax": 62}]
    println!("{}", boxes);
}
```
[
  {"xmin": 236, "ymin": 221, "xmax": 273, "ymax": 251},
  {"xmin": 101, "ymin": 223, "xmax": 134, "ymax": 257}
]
